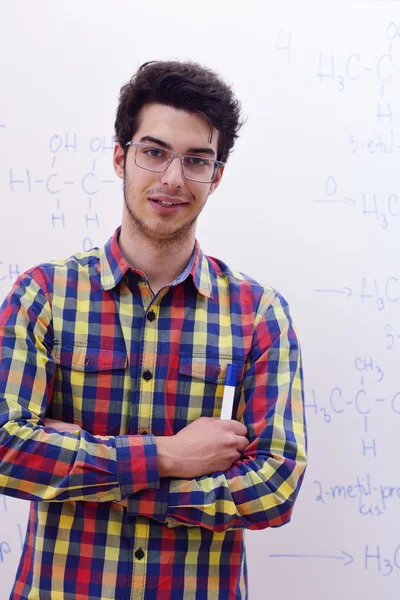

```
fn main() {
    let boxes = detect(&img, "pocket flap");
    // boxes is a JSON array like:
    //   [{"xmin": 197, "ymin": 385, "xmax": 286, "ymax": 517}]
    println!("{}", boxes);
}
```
[
  {"xmin": 179, "ymin": 355, "xmax": 243, "ymax": 384},
  {"xmin": 53, "ymin": 344, "xmax": 127, "ymax": 372}
]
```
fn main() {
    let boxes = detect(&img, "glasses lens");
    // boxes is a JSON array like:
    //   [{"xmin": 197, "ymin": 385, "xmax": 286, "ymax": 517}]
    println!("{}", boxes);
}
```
[
  {"xmin": 135, "ymin": 145, "xmax": 170, "ymax": 172},
  {"xmin": 182, "ymin": 156, "xmax": 216, "ymax": 183},
  {"xmin": 134, "ymin": 143, "xmax": 219, "ymax": 182}
]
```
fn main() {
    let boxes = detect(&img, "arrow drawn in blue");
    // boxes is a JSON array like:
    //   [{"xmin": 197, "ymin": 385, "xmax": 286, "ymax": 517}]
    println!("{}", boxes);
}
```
[
  {"xmin": 314, "ymin": 197, "xmax": 356, "ymax": 206},
  {"xmin": 269, "ymin": 551, "xmax": 354, "ymax": 567},
  {"xmin": 314, "ymin": 288, "xmax": 352, "ymax": 297}
]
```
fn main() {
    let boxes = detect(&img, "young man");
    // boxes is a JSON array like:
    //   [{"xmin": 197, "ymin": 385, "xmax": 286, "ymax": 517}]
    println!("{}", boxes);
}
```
[{"xmin": 0, "ymin": 61, "xmax": 307, "ymax": 599}]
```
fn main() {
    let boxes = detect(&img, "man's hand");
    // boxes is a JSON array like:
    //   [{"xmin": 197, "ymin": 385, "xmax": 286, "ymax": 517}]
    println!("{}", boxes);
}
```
[
  {"xmin": 155, "ymin": 417, "xmax": 249, "ymax": 479},
  {"xmin": 42, "ymin": 417, "xmax": 249, "ymax": 504},
  {"xmin": 43, "ymin": 418, "xmax": 82, "ymax": 434}
]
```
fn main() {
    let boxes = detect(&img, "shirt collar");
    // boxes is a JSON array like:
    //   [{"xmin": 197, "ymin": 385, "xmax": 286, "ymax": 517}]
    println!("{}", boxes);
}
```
[{"xmin": 100, "ymin": 227, "xmax": 213, "ymax": 299}]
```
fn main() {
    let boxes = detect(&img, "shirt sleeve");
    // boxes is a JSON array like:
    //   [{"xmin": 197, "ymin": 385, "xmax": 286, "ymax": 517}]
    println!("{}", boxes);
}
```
[
  {"xmin": 126, "ymin": 291, "xmax": 307, "ymax": 532},
  {"xmin": 0, "ymin": 270, "xmax": 160, "ymax": 503}
]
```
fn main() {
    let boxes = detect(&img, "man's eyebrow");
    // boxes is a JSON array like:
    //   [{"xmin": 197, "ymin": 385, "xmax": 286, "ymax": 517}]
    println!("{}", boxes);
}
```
[
  {"xmin": 139, "ymin": 135, "xmax": 172, "ymax": 149},
  {"xmin": 187, "ymin": 146, "xmax": 216, "ymax": 157},
  {"xmin": 139, "ymin": 135, "xmax": 216, "ymax": 157}
]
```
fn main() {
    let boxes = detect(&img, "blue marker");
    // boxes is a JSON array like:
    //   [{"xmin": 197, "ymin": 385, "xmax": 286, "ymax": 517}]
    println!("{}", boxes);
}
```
[{"xmin": 220, "ymin": 364, "xmax": 238, "ymax": 420}]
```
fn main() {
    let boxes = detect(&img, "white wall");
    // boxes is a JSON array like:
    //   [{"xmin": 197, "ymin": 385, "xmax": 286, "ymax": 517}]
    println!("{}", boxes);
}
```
[{"xmin": 1, "ymin": 1, "xmax": 399, "ymax": 598}]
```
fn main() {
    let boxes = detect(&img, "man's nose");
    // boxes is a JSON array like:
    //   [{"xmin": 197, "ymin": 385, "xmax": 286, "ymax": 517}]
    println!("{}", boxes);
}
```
[{"xmin": 160, "ymin": 156, "xmax": 185, "ymax": 188}]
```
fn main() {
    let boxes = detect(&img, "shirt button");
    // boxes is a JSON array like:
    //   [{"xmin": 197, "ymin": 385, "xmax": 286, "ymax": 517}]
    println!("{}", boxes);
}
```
[
  {"xmin": 147, "ymin": 310, "xmax": 156, "ymax": 322},
  {"xmin": 143, "ymin": 370, "xmax": 153, "ymax": 381},
  {"xmin": 135, "ymin": 548, "xmax": 145, "ymax": 560}
]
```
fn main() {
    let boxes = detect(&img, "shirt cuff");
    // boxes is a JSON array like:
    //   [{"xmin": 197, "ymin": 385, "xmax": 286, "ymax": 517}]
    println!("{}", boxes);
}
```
[
  {"xmin": 115, "ymin": 434, "xmax": 160, "ymax": 497},
  {"xmin": 126, "ymin": 478, "xmax": 170, "ymax": 523}
]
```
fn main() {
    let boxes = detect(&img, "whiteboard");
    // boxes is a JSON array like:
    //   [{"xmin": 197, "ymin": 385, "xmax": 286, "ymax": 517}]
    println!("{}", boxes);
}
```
[{"xmin": 1, "ymin": 1, "xmax": 399, "ymax": 598}]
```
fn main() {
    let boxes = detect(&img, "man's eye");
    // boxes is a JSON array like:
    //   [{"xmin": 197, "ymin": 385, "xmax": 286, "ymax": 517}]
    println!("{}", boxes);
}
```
[
  {"xmin": 146, "ymin": 148, "xmax": 164, "ymax": 158},
  {"xmin": 187, "ymin": 157, "xmax": 209, "ymax": 166}
]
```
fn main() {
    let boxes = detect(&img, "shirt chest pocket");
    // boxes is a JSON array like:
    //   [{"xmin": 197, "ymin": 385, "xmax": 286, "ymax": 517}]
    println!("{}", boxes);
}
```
[
  {"xmin": 174, "ymin": 354, "xmax": 244, "ymax": 426},
  {"xmin": 51, "ymin": 343, "xmax": 128, "ymax": 435}
]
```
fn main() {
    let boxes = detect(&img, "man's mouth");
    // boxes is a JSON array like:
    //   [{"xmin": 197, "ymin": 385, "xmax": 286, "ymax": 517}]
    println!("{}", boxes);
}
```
[
  {"xmin": 149, "ymin": 196, "xmax": 189, "ymax": 208},
  {"xmin": 153, "ymin": 199, "xmax": 182, "ymax": 207}
]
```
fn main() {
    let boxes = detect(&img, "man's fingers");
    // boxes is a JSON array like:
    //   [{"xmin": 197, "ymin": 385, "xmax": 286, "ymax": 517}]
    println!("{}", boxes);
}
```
[
  {"xmin": 43, "ymin": 418, "xmax": 82, "ymax": 433},
  {"xmin": 231, "ymin": 422, "xmax": 248, "ymax": 436},
  {"xmin": 236, "ymin": 436, "xmax": 250, "ymax": 453}
]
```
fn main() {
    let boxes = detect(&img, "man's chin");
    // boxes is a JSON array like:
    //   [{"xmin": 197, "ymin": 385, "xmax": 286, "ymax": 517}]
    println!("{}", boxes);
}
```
[
  {"xmin": 135, "ymin": 217, "xmax": 197, "ymax": 245},
  {"xmin": 124, "ymin": 197, "xmax": 199, "ymax": 245},
  {"xmin": 151, "ymin": 222, "xmax": 196, "ymax": 243}
]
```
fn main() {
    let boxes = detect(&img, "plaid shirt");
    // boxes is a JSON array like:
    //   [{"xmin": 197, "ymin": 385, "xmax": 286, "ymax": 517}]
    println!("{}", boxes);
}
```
[{"xmin": 0, "ymin": 227, "xmax": 307, "ymax": 600}]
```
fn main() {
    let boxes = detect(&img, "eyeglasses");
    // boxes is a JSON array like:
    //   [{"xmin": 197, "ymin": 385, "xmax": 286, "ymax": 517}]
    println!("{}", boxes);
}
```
[{"xmin": 125, "ymin": 141, "xmax": 224, "ymax": 183}]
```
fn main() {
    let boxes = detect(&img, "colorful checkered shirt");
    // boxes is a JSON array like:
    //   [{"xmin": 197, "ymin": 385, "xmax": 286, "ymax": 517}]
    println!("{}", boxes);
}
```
[{"xmin": 0, "ymin": 227, "xmax": 307, "ymax": 599}]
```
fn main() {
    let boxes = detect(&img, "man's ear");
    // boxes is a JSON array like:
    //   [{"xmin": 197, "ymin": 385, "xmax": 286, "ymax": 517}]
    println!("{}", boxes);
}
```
[
  {"xmin": 209, "ymin": 165, "xmax": 225, "ymax": 195},
  {"xmin": 113, "ymin": 142, "xmax": 125, "ymax": 179}
]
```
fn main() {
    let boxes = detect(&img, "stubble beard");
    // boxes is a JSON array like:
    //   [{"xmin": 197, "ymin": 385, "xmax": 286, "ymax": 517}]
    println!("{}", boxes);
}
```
[{"xmin": 123, "ymin": 180, "xmax": 202, "ymax": 252}]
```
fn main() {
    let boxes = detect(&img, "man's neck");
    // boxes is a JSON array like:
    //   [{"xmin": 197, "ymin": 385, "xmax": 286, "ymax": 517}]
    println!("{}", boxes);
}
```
[{"xmin": 118, "ymin": 226, "xmax": 195, "ymax": 294}]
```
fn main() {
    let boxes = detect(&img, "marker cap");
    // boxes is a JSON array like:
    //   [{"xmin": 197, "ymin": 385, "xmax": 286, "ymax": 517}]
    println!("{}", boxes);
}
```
[{"xmin": 225, "ymin": 364, "xmax": 238, "ymax": 387}]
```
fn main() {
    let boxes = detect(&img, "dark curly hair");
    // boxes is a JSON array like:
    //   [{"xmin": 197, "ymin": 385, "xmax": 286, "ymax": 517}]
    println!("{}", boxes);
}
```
[{"xmin": 114, "ymin": 60, "xmax": 243, "ymax": 164}]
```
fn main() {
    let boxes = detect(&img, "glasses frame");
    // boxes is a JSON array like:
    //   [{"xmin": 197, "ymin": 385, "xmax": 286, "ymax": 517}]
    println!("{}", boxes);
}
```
[{"xmin": 125, "ymin": 141, "xmax": 224, "ymax": 184}]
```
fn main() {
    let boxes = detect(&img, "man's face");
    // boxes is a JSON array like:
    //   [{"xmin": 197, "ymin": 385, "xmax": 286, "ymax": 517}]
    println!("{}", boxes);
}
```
[{"xmin": 113, "ymin": 103, "xmax": 224, "ymax": 246}]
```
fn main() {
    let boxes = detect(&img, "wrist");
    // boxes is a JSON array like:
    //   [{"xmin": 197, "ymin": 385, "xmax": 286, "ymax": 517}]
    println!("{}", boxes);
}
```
[{"xmin": 155, "ymin": 436, "xmax": 178, "ymax": 478}]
